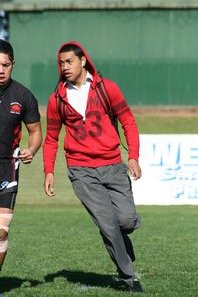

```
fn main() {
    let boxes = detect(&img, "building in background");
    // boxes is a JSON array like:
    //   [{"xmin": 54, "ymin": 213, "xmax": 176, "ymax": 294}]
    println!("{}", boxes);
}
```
[{"xmin": 1, "ymin": 0, "xmax": 198, "ymax": 106}]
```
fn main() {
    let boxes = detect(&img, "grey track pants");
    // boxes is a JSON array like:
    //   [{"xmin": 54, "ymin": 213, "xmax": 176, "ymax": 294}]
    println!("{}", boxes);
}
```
[{"xmin": 67, "ymin": 163, "xmax": 141, "ymax": 279}]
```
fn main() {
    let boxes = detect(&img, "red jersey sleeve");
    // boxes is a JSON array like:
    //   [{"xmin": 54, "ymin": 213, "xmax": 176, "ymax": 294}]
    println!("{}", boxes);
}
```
[
  {"xmin": 43, "ymin": 93, "xmax": 62, "ymax": 174},
  {"xmin": 104, "ymin": 79, "xmax": 140, "ymax": 161}
]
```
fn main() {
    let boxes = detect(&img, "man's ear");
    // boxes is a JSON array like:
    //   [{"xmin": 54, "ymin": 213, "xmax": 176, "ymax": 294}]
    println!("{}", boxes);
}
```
[{"xmin": 81, "ymin": 58, "xmax": 86, "ymax": 67}]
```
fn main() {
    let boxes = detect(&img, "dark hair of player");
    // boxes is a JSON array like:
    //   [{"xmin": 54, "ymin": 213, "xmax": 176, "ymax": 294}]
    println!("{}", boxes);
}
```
[
  {"xmin": 0, "ymin": 39, "xmax": 14, "ymax": 62},
  {"xmin": 59, "ymin": 44, "xmax": 84, "ymax": 59}
]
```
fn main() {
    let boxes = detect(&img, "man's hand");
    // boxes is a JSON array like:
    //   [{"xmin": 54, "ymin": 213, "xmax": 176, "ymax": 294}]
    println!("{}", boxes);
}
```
[
  {"xmin": 18, "ymin": 121, "xmax": 42, "ymax": 164},
  {"xmin": 128, "ymin": 159, "xmax": 142, "ymax": 180},
  {"xmin": 17, "ymin": 148, "xmax": 34, "ymax": 164},
  {"xmin": 44, "ymin": 173, "xmax": 55, "ymax": 197}
]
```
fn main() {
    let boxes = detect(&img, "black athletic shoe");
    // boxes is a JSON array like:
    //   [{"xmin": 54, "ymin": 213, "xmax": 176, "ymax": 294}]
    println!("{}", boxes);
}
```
[
  {"xmin": 113, "ymin": 276, "xmax": 144, "ymax": 293},
  {"xmin": 130, "ymin": 278, "xmax": 144, "ymax": 293}
]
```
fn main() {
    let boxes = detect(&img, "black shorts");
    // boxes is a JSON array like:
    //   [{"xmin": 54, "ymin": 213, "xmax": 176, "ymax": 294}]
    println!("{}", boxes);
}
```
[
  {"xmin": 0, "ymin": 192, "xmax": 17, "ymax": 210},
  {"xmin": 0, "ymin": 157, "xmax": 19, "ymax": 193}
]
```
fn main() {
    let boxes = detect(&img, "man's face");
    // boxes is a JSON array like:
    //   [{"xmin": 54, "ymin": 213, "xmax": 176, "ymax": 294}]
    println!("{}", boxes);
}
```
[
  {"xmin": 0, "ymin": 53, "xmax": 13, "ymax": 86},
  {"xmin": 59, "ymin": 51, "xmax": 85, "ymax": 86}
]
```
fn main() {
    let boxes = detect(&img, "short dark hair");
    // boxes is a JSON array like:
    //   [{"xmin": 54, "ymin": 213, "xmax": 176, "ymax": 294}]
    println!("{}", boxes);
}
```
[
  {"xmin": 59, "ymin": 44, "xmax": 84, "ymax": 59},
  {"xmin": 0, "ymin": 39, "xmax": 14, "ymax": 62}
]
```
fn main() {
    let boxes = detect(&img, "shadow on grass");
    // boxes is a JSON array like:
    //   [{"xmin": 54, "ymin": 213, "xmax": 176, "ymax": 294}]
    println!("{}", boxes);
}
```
[
  {"xmin": 44, "ymin": 269, "xmax": 113, "ymax": 288},
  {"xmin": 0, "ymin": 277, "xmax": 42, "ymax": 293},
  {"xmin": 0, "ymin": 270, "xmax": 121, "ymax": 293},
  {"xmin": 44, "ymin": 270, "xmax": 144, "ymax": 292}
]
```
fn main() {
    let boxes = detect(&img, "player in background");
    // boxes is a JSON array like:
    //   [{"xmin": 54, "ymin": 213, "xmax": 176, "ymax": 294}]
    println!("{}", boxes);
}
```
[
  {"xmin": 43, "ymin": 41, "xmax": 143, "ymax": 292},
  {"xmin": 0, "ymin": 39, "xmax": 42, "ymax": 271}
]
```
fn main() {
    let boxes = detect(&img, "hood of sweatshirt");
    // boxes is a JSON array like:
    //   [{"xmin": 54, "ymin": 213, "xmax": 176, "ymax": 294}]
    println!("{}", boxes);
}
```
[
  {"xmin": 57, "ymin": 41, "xmax": 102, "ymax": 100},
  {"xmin": 58, "ymin": 40, "xmax": 97, "ymax": 77}
]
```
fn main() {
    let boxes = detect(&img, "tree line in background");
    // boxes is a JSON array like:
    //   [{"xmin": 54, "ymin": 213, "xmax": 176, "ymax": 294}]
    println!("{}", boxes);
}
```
[{"xmin": 0, "ymin": 11, "xmax": 8, "ymax": 40}]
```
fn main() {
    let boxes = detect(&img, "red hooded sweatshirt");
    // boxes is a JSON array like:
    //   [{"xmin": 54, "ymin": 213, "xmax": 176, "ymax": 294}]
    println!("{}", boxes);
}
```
[{"xmin": 43, "ymin": 41, "xmax": 139, "ymax": 173}]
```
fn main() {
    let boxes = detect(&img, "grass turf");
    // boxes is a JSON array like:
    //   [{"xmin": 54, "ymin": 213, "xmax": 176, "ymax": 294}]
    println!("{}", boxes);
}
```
[
  {"xmin": 135, "ymin": 115, "xmax": 198, "ymax": 134},
  {"xmin": 1, "ymin": 205, "xmax": 197, "ymax": 296}
]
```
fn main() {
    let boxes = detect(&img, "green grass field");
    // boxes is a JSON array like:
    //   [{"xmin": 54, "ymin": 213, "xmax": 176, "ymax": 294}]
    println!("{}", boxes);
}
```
[
  {"xmin": 1, "ymin": 115, "xmax": 198, "ymax": 296},
  {"xmin": 1, "ymin": 205, "xmax": 197, "ymax": 297}
]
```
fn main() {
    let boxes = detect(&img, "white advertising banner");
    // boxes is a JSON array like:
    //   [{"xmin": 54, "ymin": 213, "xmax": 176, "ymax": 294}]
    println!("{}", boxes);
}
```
[{"xmin": 132, "ymin": 134, "xmax": 198, "ymax": 205}]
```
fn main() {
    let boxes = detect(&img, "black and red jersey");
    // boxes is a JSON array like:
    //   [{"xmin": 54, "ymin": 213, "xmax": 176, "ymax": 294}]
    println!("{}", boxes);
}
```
[{"xmin": 0, "ymin": 79, "xmax": 40, "ymax": 194}]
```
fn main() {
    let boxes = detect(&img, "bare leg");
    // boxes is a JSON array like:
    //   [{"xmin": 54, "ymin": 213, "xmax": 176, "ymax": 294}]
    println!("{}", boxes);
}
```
[
  {"xmin": 0, "ymin": 207, "xmax": 13, "ymax": 270},
  {"xmin": 0, "ymin": 251, "xmax": 7, "ymax": 270}
]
